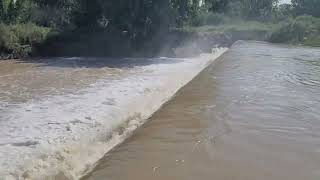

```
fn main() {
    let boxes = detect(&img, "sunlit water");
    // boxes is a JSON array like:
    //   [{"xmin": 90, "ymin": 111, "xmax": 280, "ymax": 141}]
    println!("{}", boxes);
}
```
[{"xmin": 84, "ymin": 41, "xmax": 320, "ymax": 180}]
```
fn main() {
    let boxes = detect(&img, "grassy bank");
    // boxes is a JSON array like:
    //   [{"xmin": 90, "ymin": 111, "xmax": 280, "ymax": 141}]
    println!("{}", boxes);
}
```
[
  {"xmin": 177, "ymin": 15, "xmax": 320, "ymax": 48},
  {"xmin": 174, "ymin": 20, "xmax": 277, "ymax": 41}
]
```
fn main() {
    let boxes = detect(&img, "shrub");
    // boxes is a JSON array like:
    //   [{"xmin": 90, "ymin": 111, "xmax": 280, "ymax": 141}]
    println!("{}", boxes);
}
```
[
  {"xmin": 0, "ymin": 24, "xmax": 15, "ymax": 50},
  {"xmin": 269, "ymin": 15, "xmax": 320, "ymax": 45},
  {"xmin": 10, "ymin": 23, "xmax": 51, "ymax": 44},
  {"xmin": 269, "ymin": 20, "xmax": 305, "ymax": 43},
  {"xmin": 205, "ymin": 13, "xmax": 227, "ymax": 25},
  {"xmin": 0, "ymin": 23, "xmax": 50, "ymax": 58},
  {"xmin": 304, "ymin": 36, "xmax": 320, "ymax": 47},
  {"xmin": 190, "ymin": 13, "xmax": 206, "ymax": 26},
  {"xmin": 190, "ymin": 13, "xmax": 227, "ymax": 26}
]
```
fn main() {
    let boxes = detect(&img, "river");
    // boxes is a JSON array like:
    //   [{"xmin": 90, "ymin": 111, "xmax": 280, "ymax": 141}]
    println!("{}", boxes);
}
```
[
  {"xmin": 0, "ymin": 50, "xmax": 227, "ymax": 179},
  {"xmin": 84, "ymin": 41, "xmax": 320, "ymax": 180}
]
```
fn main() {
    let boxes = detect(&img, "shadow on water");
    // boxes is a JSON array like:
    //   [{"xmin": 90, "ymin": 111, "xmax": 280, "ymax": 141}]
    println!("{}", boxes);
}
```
[{"xmin": 14, "ymin": 57, "xmax": 184, "ymax": 69}]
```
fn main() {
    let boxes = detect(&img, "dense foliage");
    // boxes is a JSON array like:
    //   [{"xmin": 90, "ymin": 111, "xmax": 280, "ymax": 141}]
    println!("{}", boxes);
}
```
[
  {"xmin": 239, "ymin": 0, "xmax": 279, "ymax": 20},
  {"xmin": 270, "ymin": 15, "xmax": 320, "ymax": 46},
  {"xmin": 0, "ymin": 0, "xmax": 288, "ymax": 36},
  {"xmin": 0, "ymin": 0, "xmax": 319, "ymax": 58},
  {"xmin": 0, "ymin": 23, "xmax": 50, "ymax": 58},
  {"xmin": 292, "ymin": 0, "xmax": 320, "ymax": 17}
]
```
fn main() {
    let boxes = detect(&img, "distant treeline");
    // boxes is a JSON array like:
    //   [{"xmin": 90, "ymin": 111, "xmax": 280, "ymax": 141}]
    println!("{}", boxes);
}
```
[{"xmin": 0, "ymin": 0, "xmax": 319, "ymax": 58}]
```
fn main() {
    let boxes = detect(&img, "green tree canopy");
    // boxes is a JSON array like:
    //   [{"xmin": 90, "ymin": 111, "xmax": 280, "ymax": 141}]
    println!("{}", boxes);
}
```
[
  {"xmin": 204, "ymin": 0, "xmax": 229, "ymax": 13},
  {"xmin": 240, "ymin": 0, "xmax": 279, "ymax": 20},
  {"xmin": 292, "ymin": 0, "xmax": 320, "ymax": 17}
]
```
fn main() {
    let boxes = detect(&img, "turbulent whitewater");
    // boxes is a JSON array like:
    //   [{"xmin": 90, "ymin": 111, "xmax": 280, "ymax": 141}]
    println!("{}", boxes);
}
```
[{"xmin": 0, "ymin": 49, "xmax": 227, "ymax": 179}]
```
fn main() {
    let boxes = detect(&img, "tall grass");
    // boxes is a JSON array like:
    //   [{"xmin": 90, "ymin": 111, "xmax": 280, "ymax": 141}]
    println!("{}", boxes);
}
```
[{"xmin": 0, "ymin": 23, "xmax": 50, "ymax": 59}]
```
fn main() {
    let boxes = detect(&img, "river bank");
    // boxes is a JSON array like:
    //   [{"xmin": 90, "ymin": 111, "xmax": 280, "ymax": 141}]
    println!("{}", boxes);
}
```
[
  {"xmin": 0, "ymin": 48, "xmax": 227, "ymax": 179},
  {"xmin": 2, "ymin": 15, "xmax": 319, "ymax": 61},
  {"xmin": 2, "ymin": 24, "xmax": 264, "ymax": 60}
]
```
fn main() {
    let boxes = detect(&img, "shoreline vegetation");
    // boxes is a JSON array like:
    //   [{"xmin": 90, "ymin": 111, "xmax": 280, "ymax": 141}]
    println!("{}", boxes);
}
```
[{"xmin": 0, "ymin": 0, "xmax": 319, "ymax": 59}]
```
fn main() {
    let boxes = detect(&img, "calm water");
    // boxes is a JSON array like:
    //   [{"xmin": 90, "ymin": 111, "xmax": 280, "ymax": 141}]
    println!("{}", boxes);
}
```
[{"xmin": 84, "ymin": 41, "xmax": 320, "ymax": 180}]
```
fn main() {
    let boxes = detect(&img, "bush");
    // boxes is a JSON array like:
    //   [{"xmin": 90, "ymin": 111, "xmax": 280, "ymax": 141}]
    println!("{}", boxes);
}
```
[
  {"xmin": 190, "ymin": 13, "xmax": 228, "ymax": 26},
  {"xmin": 0, "ymin": 24, "xmax": 17, "ymax": 51},
  {"xmin": 206, "ymin": 13, "xmax": 227, "ymax": 25},
  {"xmin": 0, "ymin": 23, "xmax": 50, "ymax": 58},
  {"xmin": 190, "ymin": 13, "xmax": 206, "ymax": 26},
  {"xmin": 11, "ymin": 23, "xmax": 51, "ymax": 44},
  {"xmin": 269, "ymin": 15, "xmax": 320, "ymax": 45},
  {"xmin": 304, "ymin": 36, "xmax": 320, "ymax": 47},
  {"xmin": 269, "ymin": 19, "xmax": 305, "ymax": 43}
]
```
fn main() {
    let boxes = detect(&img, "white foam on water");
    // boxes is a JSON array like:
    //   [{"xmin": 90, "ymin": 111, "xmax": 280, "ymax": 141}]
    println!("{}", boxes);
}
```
[{"xmin": 0, "ymin": 49, "xmax": 228, "ymax": 180}]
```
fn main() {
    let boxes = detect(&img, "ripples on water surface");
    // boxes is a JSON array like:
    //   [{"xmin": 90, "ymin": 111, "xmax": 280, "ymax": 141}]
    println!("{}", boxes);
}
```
[{"xmin": 85, "ymin": 41, "xmax": 320, "ymax": 180}]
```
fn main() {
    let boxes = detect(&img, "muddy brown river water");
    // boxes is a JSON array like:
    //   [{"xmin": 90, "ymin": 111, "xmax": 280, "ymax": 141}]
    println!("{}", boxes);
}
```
[
  {"xmin": 0, "ymin": 51, "xmax": 227, "ymax": 179},
  {"xmin": 84, "ymin": 42, "xmax": 320, "ymax": 180}
]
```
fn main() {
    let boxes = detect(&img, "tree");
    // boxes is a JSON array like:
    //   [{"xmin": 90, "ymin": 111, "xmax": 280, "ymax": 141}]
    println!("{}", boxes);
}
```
[
  {"xmin": 204, "ymin": 0, "xmax": 229, "ymax": 13},
  {"xmin": 74, "ymin": 0, "xmax": 102, "ymax": 27},
  {"xmin": 31, "ymin": 0, "xmax": 78, "ymax": 28},
  {"xmin": 6, "ymin": 0, "xmax": 16, "ymax": 23},
  {"xmin": 171, "ymin": 0, "xmax": 191, "ymax": 26},
  {"xmin": 240, "ymin": 0, "xmax": 279, "ymax": 20},
  {"xmin": 0, "ymin": 0, "xmax": 4, "ymax": 22},
  {"xmin": 292, "ymin": 0, "xmax": 320, "ymax": 17}
]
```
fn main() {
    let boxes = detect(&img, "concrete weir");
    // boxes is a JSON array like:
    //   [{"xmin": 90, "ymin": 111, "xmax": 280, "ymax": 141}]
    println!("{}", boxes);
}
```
[{"xmin": 0, "ymin": 49, "xmax": 228, "ymax": 180}]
